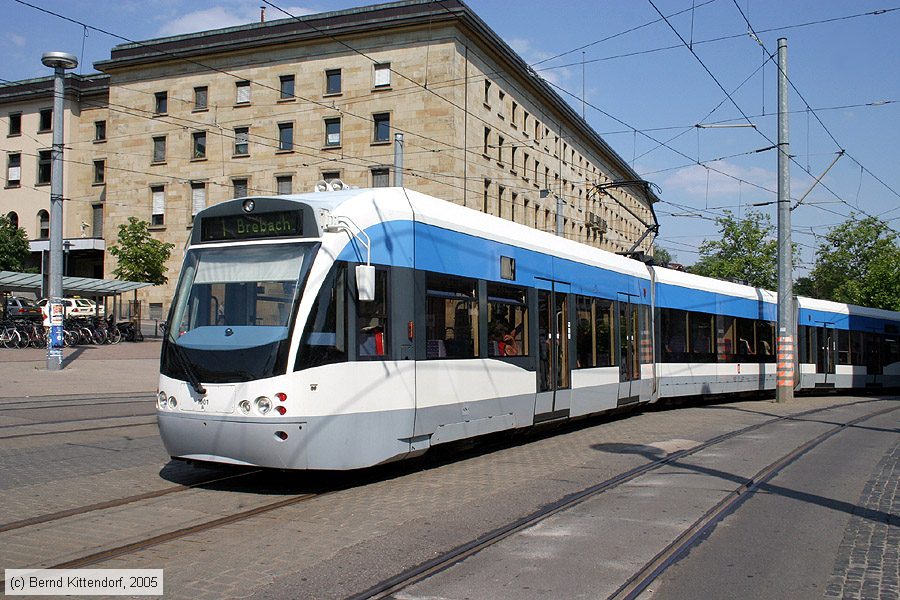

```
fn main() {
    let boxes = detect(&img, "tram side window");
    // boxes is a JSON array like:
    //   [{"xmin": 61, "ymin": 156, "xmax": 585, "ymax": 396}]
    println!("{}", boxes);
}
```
[
  {"xmin": 850, "ymin": 331, "xmax": 864, "ymax": 366},
  {"xmin": 736, "ymin": 318, "xmax": 756, "ymax": 358},
  {"xmin": 798, "ymin": 325, "xmax": 812, "ymax": 363},
  {"xmin": 717, "ymin": 315, "xmax": 736, "ymax": 361},
  {"xmin": 425, "ymin": 274, "xmax": 478, "ymax": 359},
  {"xmin": 575, "ymin": 296, "xmax": 594, "ymax": 368},
  {"xmin": 487, "ymin": 283, "xmax": 528, "ymax": 357},
  {"xmin": 757, "ymin": 321, "xmax": 775, "ymax": 362},
  {"xmin": 595, "ymin": 299, "xmax": 614, "ymax": 367},
  {"xmin": 837, "ymin": 329, "xmax": 851, "ymax": 365},
  {"xmin": 660, "ymin": 308, "xmax": 688, "ymax": 362},
  {"xmin": 864, "ymin": 333, "xmax": 883, "ymax": 374},
  {"xmin": 295, "ymin": 263, "xmax": 347, "ymax": 370},
  {"xmin": 884, "ymin": 333, "xmax": 900, "ymax": 366},
  {"xmin": 357, "ymin": 268, "xmax": 389, "ymax": 358},
  {"xmin": 688, "ymin": 312, "xmax": 715, "ymax": 362},
  {"xmin": 575, "ymin": 296, "xmax": 614, "ymax": 368}
]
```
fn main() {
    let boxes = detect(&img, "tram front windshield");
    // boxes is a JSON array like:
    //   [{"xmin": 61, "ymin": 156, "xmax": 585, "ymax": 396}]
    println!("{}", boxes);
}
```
[{"xmin": 162, "ymin": 243, "xmax": 316, "ymax": 383}]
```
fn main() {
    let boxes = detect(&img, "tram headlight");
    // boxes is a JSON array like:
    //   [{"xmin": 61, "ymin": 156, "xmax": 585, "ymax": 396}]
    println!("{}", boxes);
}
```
[
  {"xmin": 157, "ymin": 392, "xmax": 168, "ymax": 410},
  {"xmin": 255, "ymin": 396, "xmax": 272, "ymax": 415},
  {"xmin": 238, "ymin": 399, "xmax": 251, "ymax": 414},
  {"xmin": 168, "ymin": 396, "xmax": 177, "ymax": 409}
]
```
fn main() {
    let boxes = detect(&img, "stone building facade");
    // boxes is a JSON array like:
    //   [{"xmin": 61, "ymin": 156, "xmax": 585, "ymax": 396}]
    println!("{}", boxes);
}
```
[
  {"xmin": 0, "ymin": 73, "xmax": 109, "ymax": 278},
  {"xmin": 4, "ymin": 0, "xmax": 658, "ymax": 316}
]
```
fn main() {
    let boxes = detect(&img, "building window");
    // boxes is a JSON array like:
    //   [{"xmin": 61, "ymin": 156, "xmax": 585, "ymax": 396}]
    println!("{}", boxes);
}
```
[
  {"xmin": 483, "ymin": 79, "xmax": 491, "ymax": 105},
  {"xmin": 151, "ymin": 185, "xmax": 165, "ymax": 226},
  {"xmin": 511, "ymin": 101, "xmax": 518, "ymax": 127},
  {"xmin": 322, "ymin": 170, "xmax": 341, "ymax": 182},
  {"xmin": 325, "ymin": 117, "xmax": 341, "ymax": 146},
  {"xmin": 192, "ymin": 131, "xmax": 206, "ymax": 159},
  {"xmin": 497, "ymin": 185, "xmax": 505, "ymax": 218},
  {"xmin": 325, "ymin": 69, "xmax": 341, "ymax": 95},
  {"xmin": 37, "ymin": 150, "xmax": 51, "ymax": 184},
  {"xmin": 152, "ymin": 136, "xmax": 166, "ymax": 163},
  {"xmin": 93, "ymin": 159, "xmax": 105, "ymax": 184},
  {"xmin": 39, "ymin": 108, "xmax": 52, "ymax": 132},
  {"xmin": 235, "ymin": 81, "xmax": 251, "ymax": 104},
  {"xmin": 498, "ymin": 90, "xmax": 506, "ymax": 117},
  {"xmin": 233, "ymin": 127, "xmax": 249, "ymax": 156},
  {"xmin": 483, "ymin": 127, "xmax": 491, "ymax": 155},
  {"xmin": 373, "ymin": 112, "xmax": 390, "ymax": 142},
  {"xmin": 91, "ymin": 204, "xmax": 102, "ymax": 237},
  {"xmin": 233, "ymin": 178, "xmax": 248, "ymax": 198},
  {"xmin": 8, "ymin": 112, "xmax": 21, "ymax": 136},
  {"xmin": 191, "ymin": 182, "xmax": 206, "ymax": 216},
  {"xmin": 276, "ymin": 175, "xmax": 292, "ymax": 195},
  {"xmin": 94, "ymin": 120, "xmax": 106, "ymax": 141},
  {"xmin": 523, "ymin": 111, "xmax": 530, "ymax": 135},
  {"xmin": 37, "ymin": 210, "xmax": 49, "ymax": 239},
  {"xmin": 154, "ymin": 92, "xmax": 167, "ymax": 114},
  {"xmin": 6, "ymin": 153, "xmax": 21, "ymax": 187},
  {"xmin": 374, "ymin": 63, "xmax": 391, "ymax": 88},
  {"xmin": 483, "ymin": 179, "xmax": 490, "ymax": 213},
  {"xmin": 511, "ymin": 147, "xmax": 518, "ymax": 173},
  {"xmin": 371, "ymin": 168, "xmax": 389, "ymax": 187},
  {"xmin": 194, "ymin": 86, "xmax": 208, "ymax": 110},
  {"xmin": 279, "ymin": 75, "xmax": 295, "ymax": 100},
  {"xmin": 7, "ymin": 211, "xmax": 18, "ymax": 228},
  {"xmin": 278, "ymin": 122, "xmax": 293, "ymax": 151},
  {"xmin": 497, "ymin": 135, "xmax": 504, "ymax": 165}
]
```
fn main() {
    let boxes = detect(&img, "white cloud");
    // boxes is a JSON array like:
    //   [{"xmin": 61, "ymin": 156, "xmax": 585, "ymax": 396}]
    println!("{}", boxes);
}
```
[
  {"xmin": 507, "ymin": 37, "xmax": 572, "ymax": 87},
  {"xmin": 6, "ymin": 33, "xmax": 26, "ymax": 48},
  {"xmin": 662, "ymin": 160, "xmax": 777, "ymax": 202},
  {"xmin": 157, "ymin": 5, "xmax": 316, "ymax": 37}
]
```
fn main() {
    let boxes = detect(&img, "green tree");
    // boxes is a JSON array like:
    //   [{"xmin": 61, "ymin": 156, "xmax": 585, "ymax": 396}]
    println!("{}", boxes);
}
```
[
  {"xmin": 652, "ymin": 245, "xmax": 675, "ymax": 267},
  {"xmin": 803, "ymin": 215, "xmax": 900, "ymax": 310},
  {"xmin": 0, "ymin": 214, "xmax": 31, "ymax": 272},
  {"xmin": 688, "ymin": 210, "xmax": 790, "ymax": 289},
  {"xmin": 108, "ymin": 217, "xmax": 175, "ymax": 284}
]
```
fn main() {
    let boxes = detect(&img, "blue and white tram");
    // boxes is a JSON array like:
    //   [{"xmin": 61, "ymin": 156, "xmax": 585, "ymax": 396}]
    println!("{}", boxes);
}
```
[{"xmin": 157, "ymin": 187, "xmax": 900, "ymax": 470}]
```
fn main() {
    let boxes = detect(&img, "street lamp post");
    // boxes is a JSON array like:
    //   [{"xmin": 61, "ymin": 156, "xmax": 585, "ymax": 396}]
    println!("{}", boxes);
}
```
[{"xmin": 42, "ymin": 51, "xmax": 77, "ymax": 371}]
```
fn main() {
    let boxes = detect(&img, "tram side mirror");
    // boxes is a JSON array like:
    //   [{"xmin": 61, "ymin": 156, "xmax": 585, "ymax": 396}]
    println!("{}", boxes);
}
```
[{"xmin": 356, "ymin": 265, "xmax": 375, "ymax": 302}]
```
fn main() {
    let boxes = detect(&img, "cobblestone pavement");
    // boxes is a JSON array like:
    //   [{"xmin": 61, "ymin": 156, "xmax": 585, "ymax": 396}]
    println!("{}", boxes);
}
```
[
  {"xmin": 825, "ymin": 438, "xmax": 900, "ymax": 600},
  {"xmin": 0, "ymin": 393, "xmax": 895, "ymax": 600}
]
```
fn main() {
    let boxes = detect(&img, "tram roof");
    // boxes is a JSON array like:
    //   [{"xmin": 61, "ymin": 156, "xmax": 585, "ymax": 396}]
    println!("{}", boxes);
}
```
[{"xmin": 0, "ymin": 271, "xmax": 155, "ymax": 297}]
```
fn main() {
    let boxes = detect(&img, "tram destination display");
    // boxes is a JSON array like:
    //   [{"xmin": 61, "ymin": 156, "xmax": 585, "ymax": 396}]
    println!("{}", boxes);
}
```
[{"xmin": 200, "ymin": 210, "xmax": 302, "ymax": 242}]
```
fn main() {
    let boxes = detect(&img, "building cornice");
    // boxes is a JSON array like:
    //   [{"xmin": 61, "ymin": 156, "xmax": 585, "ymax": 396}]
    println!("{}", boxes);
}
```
[{"xmin": 0, "ymin": 73, "xmax": 109, "ymax": 104}]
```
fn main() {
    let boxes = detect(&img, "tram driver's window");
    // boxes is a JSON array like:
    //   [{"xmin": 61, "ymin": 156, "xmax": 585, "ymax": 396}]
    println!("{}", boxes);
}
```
[
  {"xmin": 357, "ymin": 268, "xmax": 388, "ymax": 358},
  {"xmin": 425, "ymin": 274, "xmax": 478, "ymax": 359}
]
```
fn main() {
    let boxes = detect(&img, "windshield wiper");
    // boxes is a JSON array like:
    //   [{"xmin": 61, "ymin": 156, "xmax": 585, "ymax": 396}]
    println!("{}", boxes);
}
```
[{"xmin": 166, "ymin": 339, "xmax": 207, "ymax": 395}]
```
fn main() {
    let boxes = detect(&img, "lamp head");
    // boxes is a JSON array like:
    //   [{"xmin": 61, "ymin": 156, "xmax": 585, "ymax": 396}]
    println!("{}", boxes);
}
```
[{"xmin": 41, "ymin": 52, "xmax": 78, "ymax": 70}]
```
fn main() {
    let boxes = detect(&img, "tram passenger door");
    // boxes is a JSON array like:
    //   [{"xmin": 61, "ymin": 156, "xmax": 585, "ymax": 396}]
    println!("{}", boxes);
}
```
[
  {"xmin": 617, "ymin": 294, "xmax": 640, "ymax": 405},
  {"xmin": 535, "ymin": 283, "xmax": 571, "ymax": 422},
  {"xmin": 816, "ymin": 326, "xmax": 836, "ymax": 385}
]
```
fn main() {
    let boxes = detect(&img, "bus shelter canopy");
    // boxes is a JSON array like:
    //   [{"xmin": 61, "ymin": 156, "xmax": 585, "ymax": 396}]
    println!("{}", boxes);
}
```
[{"xmin": 0, "ymin": 271, "xmax": 154, "ymax": 297}]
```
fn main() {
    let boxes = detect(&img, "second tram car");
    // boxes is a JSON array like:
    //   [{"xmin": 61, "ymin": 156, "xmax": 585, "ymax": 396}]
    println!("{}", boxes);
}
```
[{"xmin": 157, "ymin": 187, "xmax": 900, "ymax": 470}]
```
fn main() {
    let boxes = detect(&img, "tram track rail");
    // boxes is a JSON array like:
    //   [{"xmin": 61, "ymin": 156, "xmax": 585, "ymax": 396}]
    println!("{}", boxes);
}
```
[
  {"xmin": 0, "ymin": 412, "xmax": 155, "ymax": 431},
  {"xmin": 349, "ymin": 400, "xmax": 899, "ymax": 600},
  {"xmin": 0, "ymin": 397, "xmax": 154, "ymax": 413},
  {"xmin": 0, "ymin": 418, "xmax": 158, "ymax": 440},
  {"xmin": 0, "ymin": 399, "xmax": 893, "ymax": 596}
]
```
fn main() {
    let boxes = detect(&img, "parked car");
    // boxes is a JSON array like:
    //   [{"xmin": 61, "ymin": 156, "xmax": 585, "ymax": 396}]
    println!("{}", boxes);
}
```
[
  {"xmin": 37, "ymin": 297, "xmax": 105, "ymax": 318},
  {"xmin": 5, "ymin": 296, "xmax": 42, "ymax": 320}
]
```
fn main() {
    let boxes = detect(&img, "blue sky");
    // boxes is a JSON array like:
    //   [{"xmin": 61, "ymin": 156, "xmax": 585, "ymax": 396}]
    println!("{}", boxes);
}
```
[{"xmin": 2, "ymin": 0, "xmax": 898, "ymax": 271}]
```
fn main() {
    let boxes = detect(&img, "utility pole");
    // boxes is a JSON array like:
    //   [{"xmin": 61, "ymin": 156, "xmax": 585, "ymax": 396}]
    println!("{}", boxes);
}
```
[
  {"xmin": 42, "ymin": 51, "xmax": 78, "ymax": 371},
  {"xmin": 393, "ymin": 133, "xmax": 403, "ymax": 187},
  {"xmin": 776, "ymin": 38, "xmax": 794, "ymax": 402}
]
